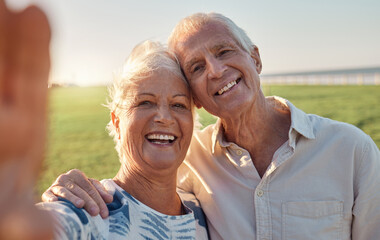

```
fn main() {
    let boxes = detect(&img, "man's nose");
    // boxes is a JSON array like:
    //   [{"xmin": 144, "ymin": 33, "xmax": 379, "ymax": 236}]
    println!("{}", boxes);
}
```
[{"xmin": 207, "ymin": 57, "xmax": 227, "ymax": 80}]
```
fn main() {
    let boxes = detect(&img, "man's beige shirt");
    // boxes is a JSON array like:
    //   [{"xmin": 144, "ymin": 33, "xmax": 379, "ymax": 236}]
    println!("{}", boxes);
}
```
[{"xmin": 177, "ymin": 97, "xmax": 380, "ymax": 240}]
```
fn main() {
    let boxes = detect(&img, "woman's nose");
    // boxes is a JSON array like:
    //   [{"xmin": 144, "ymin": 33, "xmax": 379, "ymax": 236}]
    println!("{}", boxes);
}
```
[{"xmin": 154, "ymin": 105, "xmax": 175, "ymax": 125}]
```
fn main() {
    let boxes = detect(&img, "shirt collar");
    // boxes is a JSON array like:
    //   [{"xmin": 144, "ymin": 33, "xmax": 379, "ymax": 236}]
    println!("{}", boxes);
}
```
[
  {"xmin": 211, "ymin": 118, "xmax": 225, "ymax": 153},
  {"xmin": 210, "ymin": 96, "xmax": 315, "ymax": 152},
  {"xmin": 284, "ymin": 98, "xmax": 315, "ymax": 137}
]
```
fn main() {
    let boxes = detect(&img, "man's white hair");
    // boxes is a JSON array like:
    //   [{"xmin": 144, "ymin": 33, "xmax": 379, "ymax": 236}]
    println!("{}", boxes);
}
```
[{"xmin": 168, "ymin": 12, "xmax": 255, "ymax": 54}]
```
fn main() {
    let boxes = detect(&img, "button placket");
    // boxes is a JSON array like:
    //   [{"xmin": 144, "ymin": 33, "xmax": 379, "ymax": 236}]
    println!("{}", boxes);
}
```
[{"xmin": 255, "ymin": 179, "xmax": 272, "ymax": 240}]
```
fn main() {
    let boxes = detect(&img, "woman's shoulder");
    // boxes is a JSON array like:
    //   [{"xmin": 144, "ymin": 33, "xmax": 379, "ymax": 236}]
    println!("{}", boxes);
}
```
[
  {"xmin": 178, "ymin": 189, "xmax": 209, "ymax": 240},
  {"xmin": 37, "ymin": 199, "xmax": 107, "ymax": 239}
]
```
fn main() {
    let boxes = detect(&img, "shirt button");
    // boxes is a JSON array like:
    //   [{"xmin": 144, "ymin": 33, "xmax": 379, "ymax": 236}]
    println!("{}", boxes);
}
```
[
  {"xmin": 257, "ymin": 189, "xmax": 264, "ymax": 197},
  {"xmin": 236, "ymin": 149, "xmax": 243, "ymax": 155}
]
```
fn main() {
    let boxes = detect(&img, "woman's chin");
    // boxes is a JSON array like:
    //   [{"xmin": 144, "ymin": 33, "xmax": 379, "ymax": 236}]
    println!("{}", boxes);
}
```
[{"xmin": 143, "ymin": 154, "xmax": 184, "ymax": 171}]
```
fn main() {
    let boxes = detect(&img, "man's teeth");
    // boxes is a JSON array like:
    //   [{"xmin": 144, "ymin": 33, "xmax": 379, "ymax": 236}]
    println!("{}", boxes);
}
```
[
  {"xmin": 218, "ymin": 80, "xmax": 237, "ymax": 95},
  {"xmin": 147, "ymin": 134, "xmax": 175, "ymax": 141}
]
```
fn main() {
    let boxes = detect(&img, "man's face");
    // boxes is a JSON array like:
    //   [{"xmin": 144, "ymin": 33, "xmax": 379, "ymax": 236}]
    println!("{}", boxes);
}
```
[{"xmin": 174, "ymin": 21, "xmax": 262, "ymax": 119}]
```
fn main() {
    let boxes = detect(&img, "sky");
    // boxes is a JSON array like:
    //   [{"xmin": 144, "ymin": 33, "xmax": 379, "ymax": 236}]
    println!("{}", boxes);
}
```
[{"xmin": 6, "ymin": 0, "xmax": 380, "ymax": 86}]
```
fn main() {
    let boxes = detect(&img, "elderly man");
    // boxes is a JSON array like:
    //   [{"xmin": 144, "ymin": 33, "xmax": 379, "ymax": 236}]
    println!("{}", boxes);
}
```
[{"xmin": 43, "ymin": 13, "xmax": 380, "ymax": 240}]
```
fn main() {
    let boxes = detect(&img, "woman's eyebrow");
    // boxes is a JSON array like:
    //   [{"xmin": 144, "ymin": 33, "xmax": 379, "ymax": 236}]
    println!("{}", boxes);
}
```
[{"xmin": 137, "ymin": 93, "xmax": 155, "ymax": 97}]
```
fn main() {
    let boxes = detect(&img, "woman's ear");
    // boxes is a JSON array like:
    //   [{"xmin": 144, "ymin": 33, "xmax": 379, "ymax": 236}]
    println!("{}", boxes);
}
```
[
  {"xmin": 111, "ymin": 112, "xmax": 120, "ymax": 139},
  {"xmin": 250, "ymin": 46, "xmax": 262, "ymax": 74}
]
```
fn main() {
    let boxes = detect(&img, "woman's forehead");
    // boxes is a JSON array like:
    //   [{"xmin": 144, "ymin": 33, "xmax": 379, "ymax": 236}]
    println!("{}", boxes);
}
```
[{"xmin": 126, "ymin": 71, "xmax": 190, "ymax": 95}]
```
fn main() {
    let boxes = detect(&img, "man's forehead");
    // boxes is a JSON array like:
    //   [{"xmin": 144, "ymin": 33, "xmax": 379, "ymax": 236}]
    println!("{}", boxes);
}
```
[{"xmin": 176, "ymin": 31, "xmax": 236, "ymax": 67}]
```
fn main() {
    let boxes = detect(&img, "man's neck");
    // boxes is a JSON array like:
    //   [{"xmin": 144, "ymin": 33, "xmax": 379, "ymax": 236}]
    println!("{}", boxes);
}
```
[{"xmin": 221, "ymin": 97, "xmax": 291, "ymax": 177}]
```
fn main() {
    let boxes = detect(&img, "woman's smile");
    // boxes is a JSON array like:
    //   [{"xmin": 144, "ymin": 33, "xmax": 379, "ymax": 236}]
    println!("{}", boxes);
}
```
[{"xmin": 145, "ymin": 132, "xmax": 177, "ymax": 146}]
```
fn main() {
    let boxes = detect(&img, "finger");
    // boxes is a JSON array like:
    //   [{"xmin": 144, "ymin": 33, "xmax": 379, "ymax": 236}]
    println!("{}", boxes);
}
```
[
  {"xmin": 89, "ymin": 178, "xmax": 112, "ymax": 218},
  {"xmin": 12, "ymin": 6, "xmax": 51, "ymax": 178},
  {"xmin": 6, "ymin": 5, "xmax": 50, "ymax": 108},
  {"xmin": 52, "ymin": 183, "xmax": 102, "ymax": 217},
  {"xmin": 89, "ymin": 178, "xmax": 113, "ymax": 203},
  {"xmin": 49, "ymin": 185, "xmax": 91, "ymax": 210},
  {"xmin": 53, "ymin": 170, "xmax": 105, "ymax": 217},
  {"xmin": 41, "ymin": 189, "xmax": 59, "ymax": 203},
  {"xmin": 63, "ymin": 170, "xmax": 107, "ymax": 216}
]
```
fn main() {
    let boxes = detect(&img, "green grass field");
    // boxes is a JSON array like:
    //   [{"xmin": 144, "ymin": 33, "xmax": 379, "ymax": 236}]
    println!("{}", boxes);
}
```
[{"xmin": 36, "ymin": 85, "xmax": 380, "ymax": 197}]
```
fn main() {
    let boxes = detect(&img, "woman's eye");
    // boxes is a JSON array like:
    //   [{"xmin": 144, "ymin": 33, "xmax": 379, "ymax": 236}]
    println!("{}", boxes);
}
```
[{"xmin": 138, "ymin": 101, "xmax": 152, "ymax": 106}]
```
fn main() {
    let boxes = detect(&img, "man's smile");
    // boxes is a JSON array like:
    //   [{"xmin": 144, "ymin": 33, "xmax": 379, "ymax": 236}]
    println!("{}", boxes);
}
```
[{"xmin": 215, "ymin": 77, "xmax": 241, "ymax": 96}]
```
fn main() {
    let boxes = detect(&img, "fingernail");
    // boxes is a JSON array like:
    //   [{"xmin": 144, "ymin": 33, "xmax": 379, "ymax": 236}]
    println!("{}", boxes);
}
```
[
  {"xmin": 90, "ymin": 206, "xmax": 98, "ymax": 215},
  {"xmin": 100, "ymin": 209, "xmax": 109, "ymax": 218},
  {"xmin": 75, "ymin": 199, "xmax": 83, "ymax": 206}
]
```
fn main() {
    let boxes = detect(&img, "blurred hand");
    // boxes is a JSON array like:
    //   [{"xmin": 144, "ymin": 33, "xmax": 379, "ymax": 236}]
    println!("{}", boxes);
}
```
[
  {"xmin": 0, "ymin": 0, "xmax": 52, "ymax": 239},
  {"xmin": 42, "ymin": 169, "xmax": 113, "ymax": 219},
  {"xmin": 0, "ymin": 0, "xmax": 50, "ymax": 185}
]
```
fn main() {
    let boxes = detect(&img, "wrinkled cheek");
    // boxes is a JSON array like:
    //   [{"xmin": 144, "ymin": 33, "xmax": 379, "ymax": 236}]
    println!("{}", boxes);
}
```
[{"xmin": 120, "ymin": 132, "xmax": 140, "ymax": 160}]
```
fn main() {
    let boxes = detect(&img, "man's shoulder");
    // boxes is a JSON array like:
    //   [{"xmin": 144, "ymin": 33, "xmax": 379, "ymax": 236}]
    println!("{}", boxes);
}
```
[
  {"xmin": 306, "ymin": 113, "xmax": 373, "ymax": 149},
  {"xmin": 186, "ymin": 123, "xmax": 218, "ymax": 160},
  {"xmin": 308, "ymin": 114, "xmax": 367, "ymax": 137},
  {"xmin": 194, "ymin": 123, "xmax": 217, "ymax": 137},
  {"xmin": 192, "ymin": 123, "xmax": 218, "ymax": 146}
]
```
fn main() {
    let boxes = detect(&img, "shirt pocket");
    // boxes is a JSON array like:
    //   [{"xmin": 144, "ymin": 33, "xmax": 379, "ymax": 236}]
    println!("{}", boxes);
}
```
[{"xmin": 282, "ymin": 201, "xmax": 343, "ymax": 240}]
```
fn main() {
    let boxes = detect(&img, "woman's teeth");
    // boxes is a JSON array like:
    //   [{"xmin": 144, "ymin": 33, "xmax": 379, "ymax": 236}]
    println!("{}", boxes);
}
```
[
  {"xmin": 217, "ymin": 80, "xmax": 237, "ymax": 95},
  {"xmin": 146, "ymin": 134, "xmax": 175, "ymax": 144}
]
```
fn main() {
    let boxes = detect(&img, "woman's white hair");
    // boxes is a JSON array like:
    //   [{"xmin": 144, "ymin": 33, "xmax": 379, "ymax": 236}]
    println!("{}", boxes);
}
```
[
  {"xmin": 105, "ymin": 40, "xmax": 199, "ymax": 158},
  {"xmin": 168, "ymin": 12, "xmax": 255, "ymax": 54}
]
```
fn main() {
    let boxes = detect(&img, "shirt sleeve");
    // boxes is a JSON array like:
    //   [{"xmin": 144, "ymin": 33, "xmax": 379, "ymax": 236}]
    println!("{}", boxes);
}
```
[
  {"xmin": 37, "ymin": 199, "xmax": 107, "ymax": 240},
  {"xmin": 352, "ymin": 135, "xmax": 380, "ymax": 240}
]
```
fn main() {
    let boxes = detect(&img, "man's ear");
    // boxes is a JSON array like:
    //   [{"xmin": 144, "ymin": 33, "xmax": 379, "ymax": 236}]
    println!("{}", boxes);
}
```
[
  {"xmin": 250, "ymin": 46, "xmax": 262, "ymax": 74},
  {"xmin": 193, "ymin": 95, "xmax": 202, "ymax": 109},
  {"xmin": 111, "ymin": 112, "xmax": 120, "ymax": 139}
]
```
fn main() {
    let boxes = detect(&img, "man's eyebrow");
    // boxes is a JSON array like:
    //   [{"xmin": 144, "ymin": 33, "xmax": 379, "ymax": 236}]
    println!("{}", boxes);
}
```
[
  {"xmin": 184, "ymin": 58, "xmax": 201, "ymax": 72},
  {"xmin": 173, "ymin": 93, "xmax": 189, "ymax": 98},
  {"xmin": 210, "ymin": 41, "xmax": 235, "ymax": 52}
]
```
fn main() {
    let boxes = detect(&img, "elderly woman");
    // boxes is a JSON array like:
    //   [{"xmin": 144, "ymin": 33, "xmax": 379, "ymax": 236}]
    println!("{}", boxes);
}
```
[{"xmin": 37, "ymin": 40, "xmax": 208, "ymax": 239}]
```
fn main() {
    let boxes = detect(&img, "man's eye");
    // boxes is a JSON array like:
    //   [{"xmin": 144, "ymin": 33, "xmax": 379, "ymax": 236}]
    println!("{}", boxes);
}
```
[
  {"xmin": 218, "ymin": 49, "xmax": 230, "ymax": 56},
  {"xmin": 192, "ymin": 65, "xmax": 203, "ymax": 73},
  {"xmin": 173, "ymin": 103, "xmax": 187, "ymax": 109}
]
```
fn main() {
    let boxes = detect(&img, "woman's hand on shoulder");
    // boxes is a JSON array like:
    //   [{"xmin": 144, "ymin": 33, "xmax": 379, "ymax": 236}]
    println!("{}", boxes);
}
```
[{"xmin": 41, "ymin": 169, "xmax": 113, "ymax": 219}]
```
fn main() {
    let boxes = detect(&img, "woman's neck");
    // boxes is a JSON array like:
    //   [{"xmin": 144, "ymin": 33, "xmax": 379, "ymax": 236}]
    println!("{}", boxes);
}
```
[{"xmin": 113, "ymin": 165, "xmax": 183, "ymax": 216}]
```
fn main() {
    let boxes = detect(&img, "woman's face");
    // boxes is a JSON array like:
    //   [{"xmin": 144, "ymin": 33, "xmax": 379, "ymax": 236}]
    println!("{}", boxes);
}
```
[{"xmin": 116, "ymin": 69, "xmax": 193, "ymax": 174}]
